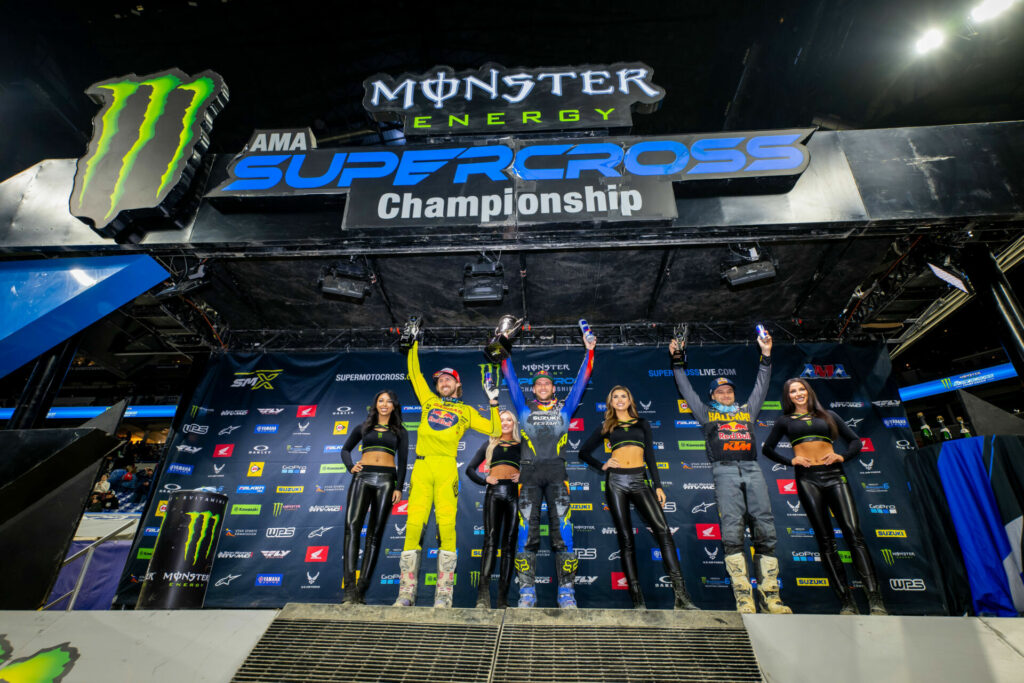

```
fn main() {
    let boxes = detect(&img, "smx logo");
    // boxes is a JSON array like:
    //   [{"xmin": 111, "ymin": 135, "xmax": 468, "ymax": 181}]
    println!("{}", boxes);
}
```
[
  {"xmin": 71, "ymin": 68, "xmax": 227, "ymax": 231},
  {"xmin": 232, "ymin": 370, "xmax": 283, "ymax": 390},
  {"xmin": 183, "ymin": 511, "xmax": 220, "ymax": 566}
]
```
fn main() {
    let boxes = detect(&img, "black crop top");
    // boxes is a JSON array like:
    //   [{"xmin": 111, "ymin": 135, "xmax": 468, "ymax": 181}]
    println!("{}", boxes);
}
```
[
  {"xmin": 341, "ymin": 423, "xmax": 410, "ymax": 489},
  {"xmin": 761, "ymin": 411, "xmax": 863, "ymax": 467},
  {"xmin": 465, "ymin": 440, "xmax": 522, "ymax": 485},
  {"xmin": 577, "ymin": 418, "xmax": 663, "ymax": 489}
]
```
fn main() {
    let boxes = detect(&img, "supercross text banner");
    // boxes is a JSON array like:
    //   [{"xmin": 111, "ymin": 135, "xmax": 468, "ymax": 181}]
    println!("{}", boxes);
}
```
[
  {"xmin": 208, "ymin": 129, "xmax": 813, "ymax": 229},
  {"xmin": 117, "ymin": 345, "xmax": 944, "ymax": 614},
  {"xmin": 362, "ymin": 62, "xmax": 666, "ymax": 135}
]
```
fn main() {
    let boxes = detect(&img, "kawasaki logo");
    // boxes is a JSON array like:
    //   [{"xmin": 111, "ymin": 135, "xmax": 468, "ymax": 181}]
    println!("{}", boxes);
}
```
[
  {"xmin": 71, "ymin": 68, "xmax": 227, "ymax": 232},
  {"xmin": 183, "ymin": 511, "xmax": 220, "ymax": 566}
]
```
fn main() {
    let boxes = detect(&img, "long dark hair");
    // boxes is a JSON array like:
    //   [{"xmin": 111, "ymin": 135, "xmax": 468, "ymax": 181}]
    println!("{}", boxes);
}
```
[
  {"xmin": 602, "ymin": 385, "xmax": 640, "ymax": 434},
  {"xmin": 361, "ymin": 390, "xmax": 405, "ymax": 435},
  {"xmin": 781, "ymin": 378, "xmax": 837, "ymax": 439}
]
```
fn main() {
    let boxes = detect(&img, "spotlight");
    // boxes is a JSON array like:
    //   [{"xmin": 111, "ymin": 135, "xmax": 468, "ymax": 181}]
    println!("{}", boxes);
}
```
[
  {"xmin": 721, "ymin": 246, "xmax": 776, "ymax": 287},
  {"xmin": 460, "ymin": 260, "xmax": 508, "ymax": 303},
  {"xmin": 972, "ymin": 0, "xmax": 1016, "ymax": 22},
  {"xmin": 915, "ymin": 28, "xmax": 945, "ymax": 54},
  {"xmin": 320, "ymin": 260, "xmax": 371, "ymax": 301},
  {"xmin": 927, "ymin": 261, "xmax": 971, "ymax": 294}
]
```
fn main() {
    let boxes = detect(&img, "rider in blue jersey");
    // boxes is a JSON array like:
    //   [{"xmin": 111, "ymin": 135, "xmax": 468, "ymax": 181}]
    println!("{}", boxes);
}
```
[{"xmin": 501, "ymin": 333, "xmax": 595, "ymax": 608}]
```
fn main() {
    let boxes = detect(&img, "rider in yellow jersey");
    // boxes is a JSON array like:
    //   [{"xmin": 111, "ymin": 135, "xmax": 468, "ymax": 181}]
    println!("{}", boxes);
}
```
[{"xmin": 394, "ymin": 340, "xmax": 500, "ymax": 608}]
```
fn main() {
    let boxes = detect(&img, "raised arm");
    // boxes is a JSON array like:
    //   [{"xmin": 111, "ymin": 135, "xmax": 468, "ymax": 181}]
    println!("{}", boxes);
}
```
[
  {"xmin": 464, "ymin": 442, "xmax": 489, "ymax": 486},
  {"xmin": 500, "ymin": 355, "xmax": 527, "ymax": 415},
  {"xmin": 577, "ymin": 426, "xmax": 607, "ymax": 473},
  {"xmin": 469, "ymin": 404, "xmax": 501, "ymax": 437},
  {"xmin": 670, "ymin": 350, "xmax": 710, "ymax": 425},
  {"xmin": 639, "ymin": 419, "xmax": 663, "ymax": 490},
  {"xmin": 563, "ymin": 346, "xmax": 595, "ymax": 417},
  {"xmin": 406, "ymin": 341, "xmax": 435, "ymax": 404},
  {"xmin": 745, "ymin": 354, "xmax": 773, "ymax": 415},
  {"xmin": 340, "ymin": 424, "xmax": 365, "ymax": 472}
]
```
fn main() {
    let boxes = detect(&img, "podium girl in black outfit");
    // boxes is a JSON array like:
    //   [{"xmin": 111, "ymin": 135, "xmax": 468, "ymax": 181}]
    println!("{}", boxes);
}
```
[
  {"xmin": 761, "ymin": 378, "xmax": 888, "ymax": 615},
  {"xmin": 339, "ymin": 390, "xmax": 409, "ymax": 604},
  {"xmin": 465, "ymin": 409, "xmax": 521, "ymax": 608},
  {"xmin": 579, "ymin": 386, "xmax": 698, "ymax": 610}
]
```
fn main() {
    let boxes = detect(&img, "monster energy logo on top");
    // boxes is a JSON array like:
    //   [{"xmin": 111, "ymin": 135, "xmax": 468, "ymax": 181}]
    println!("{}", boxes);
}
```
[
  {"xmin": 70, "ymin": 68, "xmax": 228, "ymax": 235},
  {"xmin": 183, "ymin": 511, "xmax": 221, "ymax": 565}
]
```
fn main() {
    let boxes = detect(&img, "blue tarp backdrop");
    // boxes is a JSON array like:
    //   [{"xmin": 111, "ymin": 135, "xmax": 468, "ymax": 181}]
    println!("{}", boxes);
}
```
[{"xmin": 117, "ymin": 342, "xmax": 945, "ymax": 614}]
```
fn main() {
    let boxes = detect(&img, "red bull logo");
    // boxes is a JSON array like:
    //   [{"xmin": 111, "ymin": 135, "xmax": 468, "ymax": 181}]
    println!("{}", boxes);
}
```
[
  {"xmin": 716, "ymin": 420, "xmax": 751, "ymax": 441},
  {"xmin": 427, "ymin": 408, "xmax": 458, "ymax": 430}
]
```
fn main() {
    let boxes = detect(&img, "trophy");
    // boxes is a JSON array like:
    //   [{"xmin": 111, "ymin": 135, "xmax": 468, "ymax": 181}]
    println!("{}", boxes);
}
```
[
  {"xmin": 672, "ymin": 323, "xmax": 689, "ymax": 360},
  {"xmin": 399, "ymin": 315, "xmax": 423, "ymax": 351},
  {"xmin": 484, "ymin": 314, "xmax": 524, "ymax": 363}
]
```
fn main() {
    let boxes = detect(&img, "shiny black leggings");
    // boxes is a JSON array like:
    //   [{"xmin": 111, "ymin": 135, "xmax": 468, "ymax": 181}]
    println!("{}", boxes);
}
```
[
  {"xmin": 479, "ymin": 480, "xmax": 518, "ymax": 593},
  {"xmin": 606, "ymin": 468, "xmax": 682, "ymax": 585},
  {"xmin": 344, "ymin": 468, "xmax": 396, "ymax": 586},
  {"xmin": 796, "ymin": 464, "xmax": 879, "ymax": 596}
]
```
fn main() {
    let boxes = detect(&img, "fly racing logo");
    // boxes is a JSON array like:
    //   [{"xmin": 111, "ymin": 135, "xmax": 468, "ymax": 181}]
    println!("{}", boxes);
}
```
[
  {"xmin": 214, "ymin": 573, "xmax": 241, "ymax": 587},
  {"xmin": 691, "ymin": 501, "xmax": 716, "ymax": 514},
  {"xmin": 218, "ymin": 425, "xmax": 241, "ymax": 436},
  {"xmin": 257, "ymin": 408, "xmax": 285, "ymax": 415},
  {"xmin": 70, "ymin": 68, "xmax": 228, "ymax": 232},
  {"xmin": 860, "ymin": 459, "xmax": 875, "ymax": 471},
  {"xmin": 182, "ymin": 423, "xmax": 208, "ymax": 434},
  {"xmin": 176, "ymin": 444, "xmax": 202, "ymax": 454},
  {"xmin": 232, "ymin": 370, "xmax": 283, "ymax": 390},
  {"xmin": 308, "ymin": 526, "xmax": 334, "ymax": 538},
  {"xmin": 182, "ymin": 511, "xmax": 221, "ymax": 566},
  {"xmin": 260, "ymin": 550, "xmax": 291, "ymax": 559},
  {"xmin": 575, "ymin": 575, "xmax": 599, "ymax": 585}
]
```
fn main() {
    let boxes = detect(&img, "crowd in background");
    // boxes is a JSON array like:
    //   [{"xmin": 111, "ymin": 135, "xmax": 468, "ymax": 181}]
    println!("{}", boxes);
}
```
[{"xmin": 87, "ymin": 439, "xmax": 162, "ymax": 512}]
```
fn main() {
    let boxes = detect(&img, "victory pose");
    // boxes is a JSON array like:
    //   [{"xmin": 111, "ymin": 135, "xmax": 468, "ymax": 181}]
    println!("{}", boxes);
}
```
[
  {"xmin": 465, "ymin": 410, "xmax": 522, "ymax": 608},
  {"xmin": 578, "ymin": 386, "xmax": 698, "ymax": 610},
  {"xmin": 395, "ymin": 338, "xmax": 500, "ymax": 608},
  {"xmin": 669, "ymin": 333, "xmax": 792, "ymax": 614},
  {"xmin": 762, "ymin": 378, "xmax": 887, "ymax": 615},
  {"xmin": 339, "ymin": 390, "xmax": 409, "ymax": 604},
  {"xmin": 501, "ymin": 331, "xmax": 595, "ymax": 608}
]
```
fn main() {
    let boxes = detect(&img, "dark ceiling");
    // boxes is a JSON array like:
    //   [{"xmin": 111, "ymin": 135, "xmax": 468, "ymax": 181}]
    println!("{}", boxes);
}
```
[{"xmin": 2, "ymin": 0, "xmax": 1023, "ymax": 410}]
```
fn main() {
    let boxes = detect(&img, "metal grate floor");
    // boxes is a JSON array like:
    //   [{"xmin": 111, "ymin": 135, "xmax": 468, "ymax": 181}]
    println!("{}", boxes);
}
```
[{"xmin": 232, "ymin": 608, "xmax": 762, "ymax": 683}]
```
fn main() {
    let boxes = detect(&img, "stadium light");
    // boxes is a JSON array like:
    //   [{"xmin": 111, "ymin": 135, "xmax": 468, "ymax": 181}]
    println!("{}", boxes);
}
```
[
  {"xmin": 915, "ymin": 28, "xmax": 946, "ymax": 54},
  {"xmin": 971, "ymin": 0, "xmax": 1016, "ymax": 22}
]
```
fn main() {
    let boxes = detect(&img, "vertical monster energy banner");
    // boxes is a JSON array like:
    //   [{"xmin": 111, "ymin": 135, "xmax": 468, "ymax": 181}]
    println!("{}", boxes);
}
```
[
  {"xmin": 71, "ymin": 68, "xmax": 228, "ymax": 237},
  {"xmin": 136, "ymin": 490, "xmax": 227, "ymax": 609},
  {"xmin": 117, "ymin": 344, "xmax": 945, "ymax": 614}
]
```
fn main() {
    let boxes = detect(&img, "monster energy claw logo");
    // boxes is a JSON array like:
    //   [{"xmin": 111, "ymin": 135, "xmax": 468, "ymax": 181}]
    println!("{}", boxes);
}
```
[
  {"xmin": 71, "ymin": 68, "xmax": 228, "ymax": 230},
  {"xmin": 183, "ymin": 511, "xmax": 221, "ymax": 565},
  {"xmin": 0, "ymin": 635, "xmax": 79, "ymax": 683}
]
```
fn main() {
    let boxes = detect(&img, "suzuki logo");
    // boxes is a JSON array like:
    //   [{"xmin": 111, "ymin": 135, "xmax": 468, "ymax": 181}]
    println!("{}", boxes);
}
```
[
  {"xmin": 215, "ymin": 574, "xmax": 241, "ymax": 587},
  {"xmin": 691, "ymin": 501, "xmax": 716, "ymax": 514}
]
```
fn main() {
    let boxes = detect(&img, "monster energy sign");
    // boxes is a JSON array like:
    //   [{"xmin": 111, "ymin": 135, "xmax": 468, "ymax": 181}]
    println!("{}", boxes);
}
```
[
  {"xmin": 71, "ymin": 68, "xmax": 228, "ymax": 236},
  {"xmin": 136, "ymin": 490, "xmax": 227, "ymax": 609}
]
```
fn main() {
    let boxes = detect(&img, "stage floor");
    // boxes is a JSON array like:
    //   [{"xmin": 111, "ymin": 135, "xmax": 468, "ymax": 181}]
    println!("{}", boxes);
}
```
[{"xmin": 1, "ymin": 606, "xmax": 1022, "ymax": 682}]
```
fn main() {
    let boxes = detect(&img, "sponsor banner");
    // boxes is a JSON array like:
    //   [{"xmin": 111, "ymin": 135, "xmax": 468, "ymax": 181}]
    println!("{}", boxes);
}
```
[{"xmin": 119, "ymin": 343, "xmax": 938, "ymax": 614}]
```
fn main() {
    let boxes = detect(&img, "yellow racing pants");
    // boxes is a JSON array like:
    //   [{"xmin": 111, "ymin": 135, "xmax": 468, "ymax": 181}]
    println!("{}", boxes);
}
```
[{"xmin": 403, "ymin": 455, "xmax": 459, "ymax": 552}]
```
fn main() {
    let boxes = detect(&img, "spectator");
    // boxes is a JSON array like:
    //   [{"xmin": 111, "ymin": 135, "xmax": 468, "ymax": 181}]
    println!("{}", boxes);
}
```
[
  {"xmin": 107, "ymin": 467, "xmax": 127, "ymax": 490},
  {"xmin": 86, "ymin": 493, "xmax": 103, "ymax": 512},
  {"xmin": 132, "ymin": 468, "xmax": 153, "ymax": 505},
  {"xmin": 93, "ymin": 474, "xmax": 110, "ymax": 494},
  {"xmin": 100, "ymin": 490, "xmax": 119, "ymax": 511},
  {"xmin": 119, "ymin": 465, "xmax": 137, "ymax": 493}
]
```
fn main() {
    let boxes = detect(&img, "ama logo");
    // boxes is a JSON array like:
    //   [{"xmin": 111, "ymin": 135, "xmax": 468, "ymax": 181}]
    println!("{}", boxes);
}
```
[
  {"xmin": 799, "ymin": 363, "xmax": 851, "ymax": 380},
  {"xmin": 70, "ymin": 68, "xmax": 228, "ymax": 234}
]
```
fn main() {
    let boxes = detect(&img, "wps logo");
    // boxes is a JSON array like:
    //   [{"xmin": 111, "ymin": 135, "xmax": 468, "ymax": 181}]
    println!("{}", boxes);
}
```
[
  {"xmin": 695, "ymin": 523, "xmax": 721, "ymax": 540},
  {"xmin": 890, "ymin": 578, "xmax": 926, "ymax": 591},
  {"xmin": 70, "ymin": 68, "xmax": 228, "ymax": 231},
  {"xmin": 232, "ymin": 370, "xmax": 283, "ymax": 390},
  {"xmin": 799, "ymin": 363, "xmax": 851, "ymax": 380},
  {"xmin": 182, "ymin": 511, "xmax": 220, "ymax": 565},
  {"xmin": 776, "ymin": 479, "xmax": 797, "ymax": 494}
]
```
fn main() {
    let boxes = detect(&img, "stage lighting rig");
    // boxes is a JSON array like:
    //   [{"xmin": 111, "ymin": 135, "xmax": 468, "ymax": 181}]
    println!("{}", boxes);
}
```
[
  {"xmin": 927, "ymin": 258, "xmax": 972, "ymax": 294},
  {"xmin": 721, "ymin": 245, "xmax": 776, "ymax": 287},
  {"xmin": 460, "ymin": 258, "xmax": 508, "ymax": 303},
  {"xmin": 154, "ymin": 262, "xmax": 207, "ymax": 299},
  {"xmin": 320, "ymin": 259, "xmax": 372, "ymax": 301}
]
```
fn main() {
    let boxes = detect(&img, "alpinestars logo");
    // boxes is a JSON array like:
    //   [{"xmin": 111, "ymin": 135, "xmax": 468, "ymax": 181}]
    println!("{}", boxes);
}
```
[
  {"xmin": 70, "ymin": 68, "xmax": 228, "ymax": 231},
  {"xmin": 183, "ymin": 511, "xmax": 221, "ymax": 565}
]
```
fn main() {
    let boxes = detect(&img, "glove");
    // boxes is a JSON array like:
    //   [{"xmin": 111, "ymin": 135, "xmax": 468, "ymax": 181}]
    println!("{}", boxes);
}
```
[{"xmin": 483, "ymin": 370, "xmax": 500, "ymax": 402}]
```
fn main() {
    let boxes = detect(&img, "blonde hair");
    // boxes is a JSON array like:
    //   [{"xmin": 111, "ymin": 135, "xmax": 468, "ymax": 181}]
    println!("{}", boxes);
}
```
[
  {"xmin": 485, "ymin": 410, "xmax": 521, "ymax": 467},
  {"xmin": 602, "ymin": 385, "xmax": 639, "ymax": 434}
]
